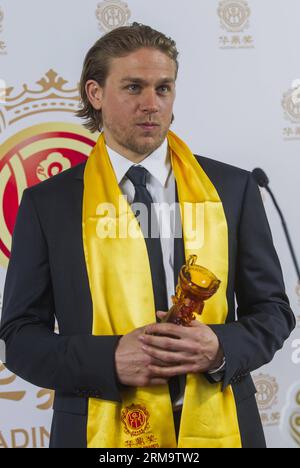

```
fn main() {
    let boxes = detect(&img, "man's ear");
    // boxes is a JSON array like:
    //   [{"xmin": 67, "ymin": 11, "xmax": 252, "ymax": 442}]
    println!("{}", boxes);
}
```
[{"xmin": 85, "ymin": 80, "xmax": 103, "ymax": 110}]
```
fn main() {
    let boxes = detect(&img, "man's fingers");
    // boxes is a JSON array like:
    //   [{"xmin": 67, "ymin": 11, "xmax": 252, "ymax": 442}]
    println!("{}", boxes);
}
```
[
  {"xmin": 149, "ymin": 378, "xmax": 169, "ymax": 386},
  {"xmin": 151, "ymin": 356, "xmax": 173, "ymax": 367},
  {"xmin": 140, "ymin": 333, "xmax": 195, "ymax": 353},
  {"xmin": 149, "ymin": 364, "xmax": 195, "ymax": 378},
  {"xmin": 144, "ymin": 322, "xmax": 201, "ymax": 340},
  {"xmin": 190, "ymin": 319, "xmax": 203, "ymax": 328},
  {"xmin": 156, "ymin": 310, "xmax": 168, "ymax": 322},
  {"xmin": 144, "ymin": 346, "xmax": 193, "ymax": 365}
]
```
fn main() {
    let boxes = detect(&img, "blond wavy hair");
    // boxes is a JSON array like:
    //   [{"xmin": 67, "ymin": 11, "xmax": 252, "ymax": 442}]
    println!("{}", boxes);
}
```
[{"xmin": 76, "ymin": 23, "xmax": 179, "ymax": 133}]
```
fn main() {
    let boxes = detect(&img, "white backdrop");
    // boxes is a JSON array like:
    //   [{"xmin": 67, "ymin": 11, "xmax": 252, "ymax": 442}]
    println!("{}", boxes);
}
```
[{"xmin": 0, "ymin": 0, "xmax": 299, "ymax": 448}]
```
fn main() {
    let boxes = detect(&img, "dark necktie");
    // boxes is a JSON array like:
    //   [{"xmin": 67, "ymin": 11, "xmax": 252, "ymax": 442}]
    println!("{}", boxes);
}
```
[
  {"xmin": 125, "ymin": 165, "xmax": 180, "ymax": 404},
  {"xmin": 125, "ymin": 165, "xmax": 168, "ymax": 312}
]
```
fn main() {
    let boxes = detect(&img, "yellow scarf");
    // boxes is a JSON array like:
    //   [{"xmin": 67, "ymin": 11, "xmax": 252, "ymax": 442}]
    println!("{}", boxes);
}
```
[{"xmin": 82, "ymin": 131, "xmax": 242, "ymax": 448}]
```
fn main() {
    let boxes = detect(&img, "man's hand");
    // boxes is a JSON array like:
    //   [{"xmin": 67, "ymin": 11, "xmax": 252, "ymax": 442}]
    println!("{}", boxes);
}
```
[
  {"xmin": 138, "ymin": 311, "xmax": 224, "ymax": 379},
  {"xmin": 115, "ymin": 311, "xmax": 224, "ymax": 387},
  {"xmin": 115, "ymin": 325, "xmax": 170, "ymax": 388}
]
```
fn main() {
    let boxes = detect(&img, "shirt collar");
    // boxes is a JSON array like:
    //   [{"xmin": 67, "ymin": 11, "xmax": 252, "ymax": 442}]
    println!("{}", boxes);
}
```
[{"xmin": 106, "ymin": 138, "xmax": 171, "ymax": 188}]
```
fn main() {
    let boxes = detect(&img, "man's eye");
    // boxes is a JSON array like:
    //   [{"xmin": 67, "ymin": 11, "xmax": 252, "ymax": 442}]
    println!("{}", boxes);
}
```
[
  {"xmin": 158, "ymin": 86, "xmax": 170, "ymax": 94},
  {"xmin": 127, "ymin": 84, "xmax": 140, "ymax": 92}
]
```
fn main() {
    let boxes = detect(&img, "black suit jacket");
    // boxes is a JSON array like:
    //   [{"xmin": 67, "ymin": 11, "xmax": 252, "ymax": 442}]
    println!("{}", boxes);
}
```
[{"xmin": 0, "ymin": 155, "xmax": 295, "ymax": 448}]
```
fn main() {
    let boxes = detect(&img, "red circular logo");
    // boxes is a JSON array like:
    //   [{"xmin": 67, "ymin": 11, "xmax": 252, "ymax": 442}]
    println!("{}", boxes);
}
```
[
  {"xmin": 127, "ymin": 409, "xmax": 147, "ymax": 429},
  {"xmin": 121, "ymin": 404, "xmax": 150, "ymax": 436},
  {"xmin": 0, "ymin": 123, "xmax": 96, "ymax": 267}
]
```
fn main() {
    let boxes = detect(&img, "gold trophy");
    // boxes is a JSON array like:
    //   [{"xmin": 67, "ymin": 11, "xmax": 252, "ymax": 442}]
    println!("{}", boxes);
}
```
[{"xmin": 162, "ymin": 255, "xmax": 221, "ymax": 327}]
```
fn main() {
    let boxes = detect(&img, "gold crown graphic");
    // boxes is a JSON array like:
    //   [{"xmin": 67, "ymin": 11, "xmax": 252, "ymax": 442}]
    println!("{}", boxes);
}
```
[{"xmin": 0, "ymin": 69, "xmax": 80, "ymax": 132}]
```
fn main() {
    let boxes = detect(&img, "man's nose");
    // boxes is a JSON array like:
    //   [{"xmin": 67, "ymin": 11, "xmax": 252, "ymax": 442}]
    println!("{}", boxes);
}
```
[{"xmin": 139, "ymin": 89, "xmax": 159, "ymax": 113}]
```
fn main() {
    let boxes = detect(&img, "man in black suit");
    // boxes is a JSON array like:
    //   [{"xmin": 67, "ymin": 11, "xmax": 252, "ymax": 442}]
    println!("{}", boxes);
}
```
[{"xmin": 0, "ymin": 24, "xmax": 295, "ymax": 448}]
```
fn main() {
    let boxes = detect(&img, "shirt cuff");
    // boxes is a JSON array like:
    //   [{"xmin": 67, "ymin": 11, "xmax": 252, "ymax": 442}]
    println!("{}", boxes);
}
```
[{"xmin": 208, "ymin": 357, "xmax": 226, "ymax": 375}]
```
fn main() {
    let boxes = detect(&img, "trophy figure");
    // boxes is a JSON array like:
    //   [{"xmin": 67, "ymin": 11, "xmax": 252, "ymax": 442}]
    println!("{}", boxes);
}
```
[{"xmin": 162, "ymin": 255, "xmax": 221, "ymax": 327}]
